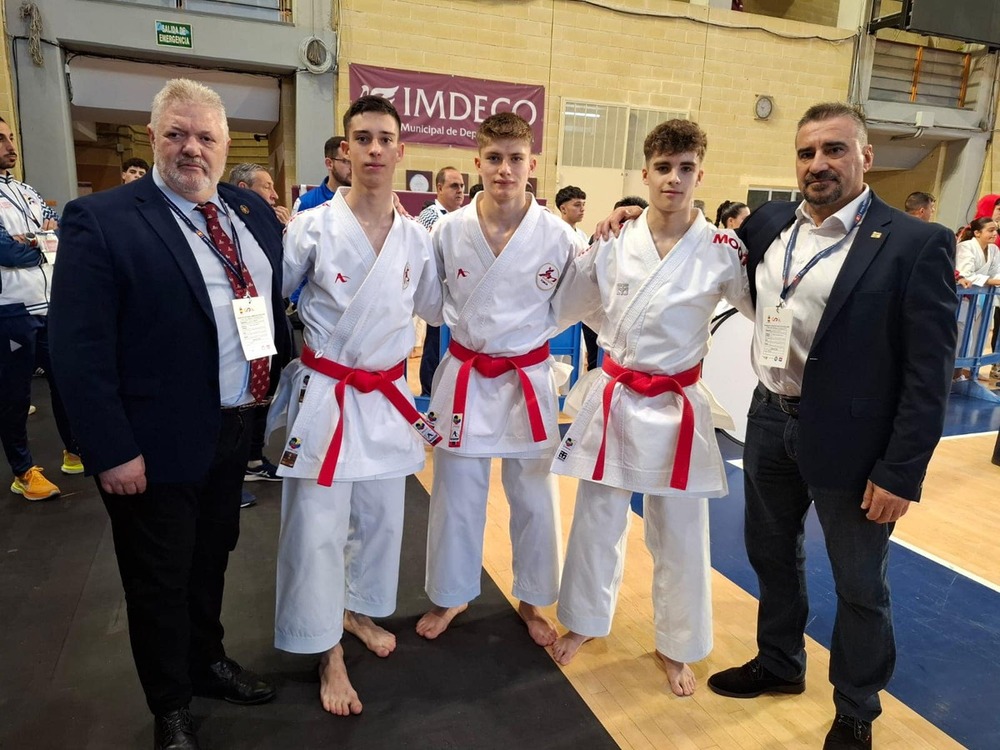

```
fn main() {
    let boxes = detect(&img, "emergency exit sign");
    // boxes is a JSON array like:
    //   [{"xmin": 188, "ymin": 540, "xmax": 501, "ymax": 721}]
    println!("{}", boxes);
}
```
[{"xmin": 155, "ymin": 21, "xmax": 192, "ymax": 49}]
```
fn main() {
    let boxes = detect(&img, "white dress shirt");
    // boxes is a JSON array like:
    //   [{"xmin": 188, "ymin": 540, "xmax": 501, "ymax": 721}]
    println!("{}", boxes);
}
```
[
  {"xmin": 153, "ymin": 167, "xmax": 275, "ymax": 406},
  {"xmin": 752, "ymin": 187, "xmax": 870, "ymax": 397}
]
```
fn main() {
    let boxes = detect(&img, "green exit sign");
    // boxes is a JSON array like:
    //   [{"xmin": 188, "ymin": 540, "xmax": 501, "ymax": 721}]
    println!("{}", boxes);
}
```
[{"xmin": 155, "ymin": 20, "xmax": 193, "ymax": 49}]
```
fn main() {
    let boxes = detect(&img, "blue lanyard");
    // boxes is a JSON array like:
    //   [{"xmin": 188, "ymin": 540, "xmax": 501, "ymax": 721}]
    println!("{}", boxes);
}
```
[
  {"xmin": 160, "ymin": 192, "xmax": 249, "ymax": 291},
  {"xmin": 779, "ymin": 191, "xmax": 872, "ymax": 306}
]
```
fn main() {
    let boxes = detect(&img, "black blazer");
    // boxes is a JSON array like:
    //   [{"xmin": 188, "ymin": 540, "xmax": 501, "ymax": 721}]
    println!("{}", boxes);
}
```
[
  {"xmin": 49, "ymin": 175, "xmax": 292, "ymax": 483},
  {"xmin": 739, "ymin": 194, "xmax": 957, "ymax": 500}
]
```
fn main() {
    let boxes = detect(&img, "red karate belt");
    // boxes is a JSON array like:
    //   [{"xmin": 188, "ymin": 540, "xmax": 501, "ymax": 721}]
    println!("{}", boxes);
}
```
[
  {"xmin": 447, "ymin": 339, "xmax": 550, "ymax": 448},
  {"xmin": 302, "ymin": 346, "xmax": 441, "ymax": 486},
  {"xmin": 593, "ymin": 357, "xmax": 701, "ymax": 491}
]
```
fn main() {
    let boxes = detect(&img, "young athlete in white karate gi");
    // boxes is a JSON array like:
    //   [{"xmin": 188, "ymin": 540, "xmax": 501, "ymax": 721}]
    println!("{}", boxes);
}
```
[
  {"xmin": 267, "ymin": 95, "xmax": 443, "ymax": 715},
  {"xmin": 550, "ymin": 120, "xmax": 752, "ymax": 696},
  {"xmin": 415, "ymin": 113, "xmax": 583, "ymax": 646}
]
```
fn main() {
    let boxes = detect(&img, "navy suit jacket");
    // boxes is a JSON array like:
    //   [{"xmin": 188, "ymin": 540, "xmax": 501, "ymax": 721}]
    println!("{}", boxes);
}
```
[
  {"xmin": 738, "ymin": 193, "xmax": 957, "ymax": 500},
  {"xmin": 49, "ymin": 175, "xmax": 292, "ymax": 483}
]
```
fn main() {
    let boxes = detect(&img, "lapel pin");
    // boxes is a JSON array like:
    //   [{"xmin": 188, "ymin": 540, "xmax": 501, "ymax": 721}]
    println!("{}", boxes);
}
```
[
  {"xmin": 870, "ymin": 231, "xmax": 882, "ymax": 238},
  {"xmin": 240, "ymin": 204, "xmax": 250, "ymax": 215}
]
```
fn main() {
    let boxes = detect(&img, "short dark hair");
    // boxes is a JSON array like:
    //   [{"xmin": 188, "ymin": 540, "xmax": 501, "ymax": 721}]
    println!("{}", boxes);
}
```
[
  {"xmin": 643, "ymin": 119, "xmax": 707, "ymax": 161},
  {"xmin": 904, "ymin": 191, "xmax": 935, "ymax": 213},
  {"xmin": 324, "ymin": 136, "xmax": 346, "ymax": 160},
  {"xmin": 555, "ymin": 185, "xmax": 586, "ymax": 208},
  {"xmin": 715, "ymin": 200, "xmax": 748, "ymax": 227},
  {"xmin": 797, "ymin": 102, "xmax": 868, "ymax": 144},
  {"xmin": 614, "ymin": 195, "xmax": 649, "ymax": 210},
  {"xmin": 342, "ymin": 96, "xmax": 401, "ymax": 136},
  {"xmin": 122, "ymin": 157, "xmax": 149, "ymax": 172},
  {"xmin": 476, "ymin": 112, "xmax": 533, "ymax": 150},
  {"xmin": 436, "ymin": 166, "xmax": 460, "ymax": 188},
  {"xmin": 468, "ymin": 183, "xmax": 484, "ymax": 199}
]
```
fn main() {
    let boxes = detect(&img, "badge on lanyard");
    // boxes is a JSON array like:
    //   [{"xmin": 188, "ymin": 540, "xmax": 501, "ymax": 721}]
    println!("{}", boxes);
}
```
[
  {"xmin": 759, "ymin": 306, "xmax": 793, "ymax": 369},
  {"xmin": 38, "ymin": 231, "xmax": 58, "ymax": 267},
  {"xmin": 232, "ymin": 297, "xmax": 278, "ymax": 361}
]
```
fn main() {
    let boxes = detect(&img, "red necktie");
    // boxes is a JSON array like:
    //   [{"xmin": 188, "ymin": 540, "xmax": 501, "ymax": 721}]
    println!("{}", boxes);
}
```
[{"xmin": 196, "ymin": 201, "xmax": 271, "ymax": 403}]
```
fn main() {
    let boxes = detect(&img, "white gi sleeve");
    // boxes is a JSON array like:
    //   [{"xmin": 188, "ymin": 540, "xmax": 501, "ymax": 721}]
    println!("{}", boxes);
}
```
[{"xmin": 281, "ymin": 211, "xmax": 318, "ymax": 298}]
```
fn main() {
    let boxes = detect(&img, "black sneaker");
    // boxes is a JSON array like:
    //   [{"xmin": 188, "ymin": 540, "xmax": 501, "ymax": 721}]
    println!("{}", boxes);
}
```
[
  {"xmin": 245, "ymin": 457, "xmax": 281, "ymax": 482},
  {"xmin": 240, "ymin": 490, "xmax": 257, "ymax": 509},
  {"xmin": 823, "ymin": 714, "xmax": 872, "ymax": 749},
  {"xmin": 707, "ymin": 657, "xmax": 805, "ymax": 698}
]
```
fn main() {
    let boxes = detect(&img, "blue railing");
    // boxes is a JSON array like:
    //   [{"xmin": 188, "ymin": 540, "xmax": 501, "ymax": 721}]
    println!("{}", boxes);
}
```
[{"xmin": 952, "ymin": 286, "xmax": 1000, "ymax": 402}]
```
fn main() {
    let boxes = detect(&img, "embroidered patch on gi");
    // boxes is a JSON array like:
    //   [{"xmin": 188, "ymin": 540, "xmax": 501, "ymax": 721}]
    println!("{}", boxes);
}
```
[
  {"xmin": 288, "ymin": 437, "xmax": 302, "ymax": 450},
  {"xmin": 335, "ymin": 272, "xmax": 350, "ymax": 283},
  {"xmin": 427, "ymin": 411, "xmax": 438, "ymax": 423},
  {"xmin": 402, "ymin": 262, "xmax": 411, "ymax": 289},
  {"xmin": 449, "ymin": 413, "xmax": 464, "ymax": 447},
  {"xmin": 457, "ymin": 268, "xmax": 469, "ymax": 278},
  {"xmin": 617, "ymin": 283, "xmax": 629, "ymax": 296},
  {"xmin": 279, "ymin": 451, "xmax": 298, "ymax": 467},
  {"xmin": 298, "ymin": 375, "xmax": 310, "ymax": 403},
  {"xmin": 536, "ymin": 262, "xmax": 559, "ymax": 291}
]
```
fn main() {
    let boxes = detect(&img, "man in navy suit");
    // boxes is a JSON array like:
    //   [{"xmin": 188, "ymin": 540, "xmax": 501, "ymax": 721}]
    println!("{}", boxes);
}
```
[
  {"xmin": 705, "ymin": 104, "xmax": 956, "ymax": 749},
  {"xmin": 49, "ymin": 79, "xmax": 291, "ymax": 750}
]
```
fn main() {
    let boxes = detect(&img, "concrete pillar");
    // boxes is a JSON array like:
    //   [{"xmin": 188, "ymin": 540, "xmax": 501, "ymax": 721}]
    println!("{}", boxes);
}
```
[
  {"xmin": 938, "ymin": 132, "xmax": 991, "ymax": 227},
  {"xmin": 13, "ymin": 40, "xmax": 77, "ymax": 210},
  {"xmin": 294, "ymin": 69, "xmax": 336, "ymax": 186}
]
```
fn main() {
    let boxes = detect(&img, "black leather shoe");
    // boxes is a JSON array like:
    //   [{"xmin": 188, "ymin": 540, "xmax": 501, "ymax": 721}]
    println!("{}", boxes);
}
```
[
  {"xmin": 153, "ymin": 706, "xmax": 200, "ymax": 750},
  {"xmin": 191, "ymin": 657, "xmax": 276, "ymax": 705},
  {"xmin": 824, "ymin": 714, "xmax": 872, "ymax": 749},
  {"xmin": 707, "ymin": 657, "xmax": 805, "ymax": 698}
]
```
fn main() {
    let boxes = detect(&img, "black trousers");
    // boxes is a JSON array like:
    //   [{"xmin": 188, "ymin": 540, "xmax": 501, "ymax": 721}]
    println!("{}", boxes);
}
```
[{"xmin": 101, "ymin": 409, "xmax": 251, "ymax": 714}]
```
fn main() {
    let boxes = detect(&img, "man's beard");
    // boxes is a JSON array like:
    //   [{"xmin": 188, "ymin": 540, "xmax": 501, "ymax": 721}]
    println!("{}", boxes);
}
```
[
  {"xmin": 160, "ymin": 157, "xmax": 216, "ymax": 197},
  {"xmin": 804, "ymin": 173, "xmax": 843, "ymax": 207}
]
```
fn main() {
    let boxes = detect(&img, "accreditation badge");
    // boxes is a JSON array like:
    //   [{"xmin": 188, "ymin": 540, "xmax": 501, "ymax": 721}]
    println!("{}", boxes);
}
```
[
  {"xmin": 232, "ymin": 296, "xmax": 278, "ymax": 361},
  {"xmin": 758, "ymin": 306, "xmax": 793, "ymax": 369}
]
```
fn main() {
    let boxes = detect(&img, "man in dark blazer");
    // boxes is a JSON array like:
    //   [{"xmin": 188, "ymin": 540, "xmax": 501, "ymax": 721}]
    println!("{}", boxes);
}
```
[
  {"xmin": 49, "ymin": 79, "xmax": 291, "ymax": 750},
  {"xmin": 705, "ymin": 104, "xmax": 957, "ymax": 749}
]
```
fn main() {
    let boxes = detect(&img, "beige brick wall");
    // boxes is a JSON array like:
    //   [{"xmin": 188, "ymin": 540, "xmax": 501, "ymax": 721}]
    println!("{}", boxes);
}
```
[{"xmin": 337, "ymin": 0, "xmax": 853, "ymax": 217}]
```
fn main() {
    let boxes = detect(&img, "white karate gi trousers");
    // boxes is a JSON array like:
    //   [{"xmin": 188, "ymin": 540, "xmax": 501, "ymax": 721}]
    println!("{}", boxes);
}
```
[
  {"xmin": 425, "ymin": 450, "xmax": 561, "ymax": 608},
  {"xmin": 275, "ymin": 475, "xmax": 405, "ymax": 653},
  {"xmin": 557, "ymin": 480, "xmax": 713, "ymax": 663}
]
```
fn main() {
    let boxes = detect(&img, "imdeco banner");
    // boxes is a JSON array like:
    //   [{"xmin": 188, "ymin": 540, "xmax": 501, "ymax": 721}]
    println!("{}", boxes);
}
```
[{"xmin": 348, "ymin": 64, "xmax": 545, "ymax": 153}]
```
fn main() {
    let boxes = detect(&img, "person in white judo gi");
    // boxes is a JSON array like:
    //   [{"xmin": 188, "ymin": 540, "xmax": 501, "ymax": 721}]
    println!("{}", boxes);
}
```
[
  {"xmin": 550, "ymin": 119, "xmax": 751, "ymax": 696},
  {"xmin": 267, "ymin": 95, "xmax": 443, "ymax": 715},
  {"xmin": 415, "ymin": 112, "xmax": 583, "ymax": 647}
]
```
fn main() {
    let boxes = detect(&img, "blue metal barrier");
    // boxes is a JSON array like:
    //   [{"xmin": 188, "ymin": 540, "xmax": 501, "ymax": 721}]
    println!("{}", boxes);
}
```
[{"xmin": 952, "ymin": 286, "xmax": 1000, "ymax": 402}]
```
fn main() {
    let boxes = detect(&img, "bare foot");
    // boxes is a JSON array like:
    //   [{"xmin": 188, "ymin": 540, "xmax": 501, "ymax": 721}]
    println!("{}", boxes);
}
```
[
  {"xmin": 318, "ymin": 643, "xmax": 363, "ymax": 716},
  {"xmin": 517, "ymin": 602, "xmax": 558, "ymax": 647},
  {"xmin": 551, "ymin": 631, "xmax": 593, "ymax": 665},
  {"xmin": 343, "ymin": 610, "xmax": 396, "ymax": 658},
  {"xmin": 415, "ymin": 604, "xmax": 468, "ymax": 639},
  {"xmin": 655, "ymin": 650, "xmax": 696, "ymax": 697}
]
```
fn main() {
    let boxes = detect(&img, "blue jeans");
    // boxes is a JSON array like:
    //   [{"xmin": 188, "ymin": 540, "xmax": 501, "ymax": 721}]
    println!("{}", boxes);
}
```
[
  {"xmin": 743, "ymin": 384, "xmax": 895, "ymax": 722},
  {"xmin": 0, "ymin": 314, "xmax": 78, "ymax": 475}
]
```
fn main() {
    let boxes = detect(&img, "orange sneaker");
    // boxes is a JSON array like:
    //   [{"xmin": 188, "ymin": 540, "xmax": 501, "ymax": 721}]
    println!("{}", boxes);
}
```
[
  {"xmin": 61, "ymin": 450, "xmax": 85, "ymax": 475},
  {"xmin": 10, "ymin": 466, "xmax": 61, "ymax": 501}
]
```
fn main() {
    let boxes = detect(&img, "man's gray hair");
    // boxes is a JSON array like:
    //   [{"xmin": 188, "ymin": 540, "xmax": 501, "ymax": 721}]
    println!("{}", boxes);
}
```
[
  {"xmin": 229, "ymin": 162, "xmax": 268, "ymax": 187},
  {"xmin": 150, "ymin": 78, "xmax": 229, "ymax": 140},
  {"xmin": 797, "ymin": 102, "xmax": 868, "ymax": 144}
]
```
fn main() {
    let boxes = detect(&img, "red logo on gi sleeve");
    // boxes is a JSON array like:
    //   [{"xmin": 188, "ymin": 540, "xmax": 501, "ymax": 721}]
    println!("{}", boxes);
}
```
[{"xmin": 536, "ymin": 262, "xmax": 559, "ymax": 291}]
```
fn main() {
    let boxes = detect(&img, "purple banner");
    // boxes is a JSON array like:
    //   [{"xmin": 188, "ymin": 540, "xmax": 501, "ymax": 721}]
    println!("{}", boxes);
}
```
[{"xmin": 349, "ymin": 64, "xmax": 545, "ymax": 153}]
